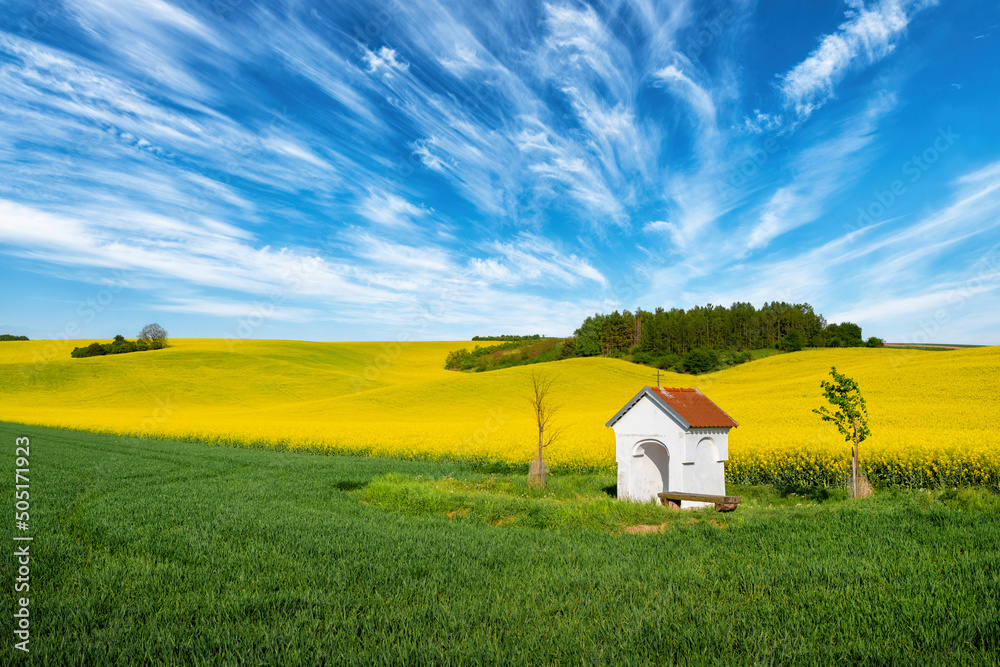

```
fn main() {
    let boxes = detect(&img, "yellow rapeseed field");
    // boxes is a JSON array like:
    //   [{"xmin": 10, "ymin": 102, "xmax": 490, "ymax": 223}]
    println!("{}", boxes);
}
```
[{"xmin": 1, "ymin": 338, "xmax": 998, "ymax": 487}]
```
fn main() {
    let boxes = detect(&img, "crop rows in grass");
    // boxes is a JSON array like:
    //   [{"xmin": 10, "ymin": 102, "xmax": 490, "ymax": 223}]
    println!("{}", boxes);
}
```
[{"xmin": 2, "ymin": 422, "xmax": 999, "ymax": 664}]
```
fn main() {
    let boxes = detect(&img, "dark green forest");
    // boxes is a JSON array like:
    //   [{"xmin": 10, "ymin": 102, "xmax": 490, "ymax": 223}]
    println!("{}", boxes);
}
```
[
  {"xmin": 447, "ymin": 302, "xmax": 883, "ymax": 374},
  {"xmin": 577, "ymin": 302, "xmax": 880, "ymax": 356}
]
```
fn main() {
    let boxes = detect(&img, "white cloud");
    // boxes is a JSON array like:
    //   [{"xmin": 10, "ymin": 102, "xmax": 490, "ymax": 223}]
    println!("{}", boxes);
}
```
[
  {"xmin": 469, "ymin": 235, "xmax": 607, "ymax": 287},
  {"xmin": 156, "ymin": 297, "xmax": 321, "ymax": 322},
  {"xmin": 356, "ymin": 191, "xmax": 428, "ymax": 229},
  {"xmin": 0, "ymin": 198, "xmax": 391, "ymax": 305},
  {"xmin": 743, "ymin": 92, "xmax": 894, "ymax": 253},
  {"xmin": 349, "ymin": 232, "xmax": 456, "ymax": 274},
  {"xmin": 778, "ymin": 0, "xmax": 936, "ymax": 119},
  {"xmin": 363, "ymin": 46, "xmax": 409, "ymax": 76},
  {"xmin": 739, "ymin": 110, "xmax": 783, "ymax": 134},
  {"xmin": 653, "ymin": 65, "xmax": 717, "ymax": 132}
]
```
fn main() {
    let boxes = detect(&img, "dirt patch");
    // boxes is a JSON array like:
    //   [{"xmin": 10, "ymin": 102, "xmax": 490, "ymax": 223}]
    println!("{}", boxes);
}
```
[
  {"xmin": 622, "ymin": 523, "xmax": 669, "ymax": 535},
  {"xmin": 492, "ymin": 515, "xmax": 518, "ymax": 526},
  {"xmin": 446, "ymin": 508, "xmax": 470, "ymax": 521}
]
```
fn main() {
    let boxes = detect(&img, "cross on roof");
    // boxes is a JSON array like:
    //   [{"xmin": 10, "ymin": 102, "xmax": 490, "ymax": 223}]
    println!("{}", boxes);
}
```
[{"xmin": 654, "ymin": 369, "xmax": 663, "ymax": 387}]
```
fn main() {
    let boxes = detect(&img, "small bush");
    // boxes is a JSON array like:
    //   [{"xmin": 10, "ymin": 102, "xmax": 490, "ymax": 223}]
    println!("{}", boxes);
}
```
[
  {"xmin": 631, "ymin": 351, "xmax": 654, "ymax": 366},
  {"xmin": 777, "ymin": 330, "xmax": 805, "ymax": 352},
  {"xmin": 683, "ymin": 349, "xmax": 718, "ymax": 374},
  {"xmin": 655, "ymin": 354, "xmax": 681, "ymax": 370}
]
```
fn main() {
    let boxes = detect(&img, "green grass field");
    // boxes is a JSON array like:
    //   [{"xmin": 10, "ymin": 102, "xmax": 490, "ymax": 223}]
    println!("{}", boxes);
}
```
[{"xmin": 4, "ymin": 422, "xmax": 998, "ymax": 664}]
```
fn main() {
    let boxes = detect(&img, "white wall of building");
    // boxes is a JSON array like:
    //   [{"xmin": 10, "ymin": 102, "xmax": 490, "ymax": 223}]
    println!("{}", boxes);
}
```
[{"xmin": 611, "ymin": 397, "xmax": 731, "ymax": 504}]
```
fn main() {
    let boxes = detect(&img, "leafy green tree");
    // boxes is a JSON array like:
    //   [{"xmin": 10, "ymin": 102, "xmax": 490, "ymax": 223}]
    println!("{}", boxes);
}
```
[
  {"xmin": 813, "ymin": 367, "xmax": 871, "ymax": 498},
  {"xmin": 573, "ymin": 315, "xmax": 604, "ymax": 356},
  {"xmin": 777, "ymin": 330, "xmax": 805, "ymax": 352},
  {"xmin": 683, "ymin": 349, "xmax": 718, "ymax": 374},
  {"xmin": 825, "ymin": 322, "xmax": 863, "ymax": 348}
]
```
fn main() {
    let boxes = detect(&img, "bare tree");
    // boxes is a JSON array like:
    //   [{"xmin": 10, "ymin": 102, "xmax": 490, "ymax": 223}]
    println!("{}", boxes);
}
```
[
  {"xmin": 528, "ymin": 370, "xmax": 567, "ymax": 488},
  {"xmin": 139, "ymin": 323, "xmax": 168, "ymax": 343}
]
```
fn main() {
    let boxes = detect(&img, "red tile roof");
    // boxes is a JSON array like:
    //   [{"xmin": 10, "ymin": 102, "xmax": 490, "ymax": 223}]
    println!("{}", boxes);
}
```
[{"xmin": 649, "ymin": 387, "xmax": 739, "ymax": 428}]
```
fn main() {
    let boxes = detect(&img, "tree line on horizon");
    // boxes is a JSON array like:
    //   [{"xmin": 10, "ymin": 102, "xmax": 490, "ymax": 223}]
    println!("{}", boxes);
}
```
[
  {"xmin": 449, "ymin": 302, "xmax": 882, "ymax": 374},
  {"xmin": 574, "ymin": 301, "xmax": 880, "ymax": 358}
]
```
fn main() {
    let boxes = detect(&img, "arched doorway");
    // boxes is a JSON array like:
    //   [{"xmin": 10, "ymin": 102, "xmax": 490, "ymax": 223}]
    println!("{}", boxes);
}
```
[{"xmin": 630, "ymin": 440, "xmax": 670, "ymax": 502}]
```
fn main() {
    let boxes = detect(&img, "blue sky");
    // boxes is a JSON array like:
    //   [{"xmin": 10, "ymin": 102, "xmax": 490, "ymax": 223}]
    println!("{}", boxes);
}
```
[{"xmin": 1, "ymin": 0, "xmax": 998, "ymax": 344}]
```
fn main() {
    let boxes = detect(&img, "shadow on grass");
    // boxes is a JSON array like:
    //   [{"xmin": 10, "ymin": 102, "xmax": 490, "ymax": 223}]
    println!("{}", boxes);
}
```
[
  {"xmin": 775, "ymin": 483, "xmax": 843, "ymax": 503},
  {"xmin": 333, "ymin": 480, "xmax": 369, "ymax": 492},
  {"xmin": 602, "ymin": 484, "xmax": 618, "ymax": 499}
]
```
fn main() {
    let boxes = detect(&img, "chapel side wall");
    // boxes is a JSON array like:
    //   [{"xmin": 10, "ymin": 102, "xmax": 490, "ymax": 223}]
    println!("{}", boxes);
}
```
[{"xmin": 681, "ymin": 428, "xmax": 731, "ymax": 496}]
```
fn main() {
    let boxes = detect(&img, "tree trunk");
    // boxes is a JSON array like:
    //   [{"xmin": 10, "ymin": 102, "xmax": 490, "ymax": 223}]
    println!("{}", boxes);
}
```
[
  {"xmin": 532, "ymin": 407, "xmax": 546, "ymax": 488},
  {"xmin": 852, "ymin": 416, "xmax": 859, "ymax": 499}
]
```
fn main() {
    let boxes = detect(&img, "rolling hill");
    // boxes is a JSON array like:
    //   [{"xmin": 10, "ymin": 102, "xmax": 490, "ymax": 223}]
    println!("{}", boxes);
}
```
[{"xmin": 1, "ymin": 338, "xmax": 998, "ymax": 483}]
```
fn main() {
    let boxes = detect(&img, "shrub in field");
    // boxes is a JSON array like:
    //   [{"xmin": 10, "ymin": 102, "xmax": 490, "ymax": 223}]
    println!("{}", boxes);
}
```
[
  {"xmin": 683, "ymin": 348, "xmax": 718, "ymax": 374},
  {"xmin": 778, "ymin": 330, "xmax": 806, "ymax": 352},
  {"xmin": 71, "ymin": 334, "xmax": 159, "ymax": 358}
]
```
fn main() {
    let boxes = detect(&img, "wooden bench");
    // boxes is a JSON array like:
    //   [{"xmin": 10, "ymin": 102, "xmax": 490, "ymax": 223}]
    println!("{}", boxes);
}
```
[{"xmin": 657, "ymin": 491, "xmax": 741, "ymax": 512}]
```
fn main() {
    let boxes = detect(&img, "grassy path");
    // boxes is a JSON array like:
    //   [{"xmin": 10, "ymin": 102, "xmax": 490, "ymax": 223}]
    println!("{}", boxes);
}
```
[{"xmin": 2, "ymin": 422, "xmax": 998, "ymax": 664}]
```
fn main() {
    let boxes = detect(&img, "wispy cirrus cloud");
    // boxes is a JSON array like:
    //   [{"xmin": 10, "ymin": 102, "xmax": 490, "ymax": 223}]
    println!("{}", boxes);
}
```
[
  {"xmin": 469, "ymin": 234, "xmax": 608, "ymax": 287},
  {"xmin": 779, "ymin": 0, "xmax": 937, "ymax": 120},
  {"xmin": 356, "ymin": 190, "xmax": 428, "ymax": 229},
  {"xmin": 5, "ymin": 0, "xmax": 993, "ymax": 344},
  {"xmin": 743, "ymin": 92, "xmax": 896, "ymax": 253}
]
